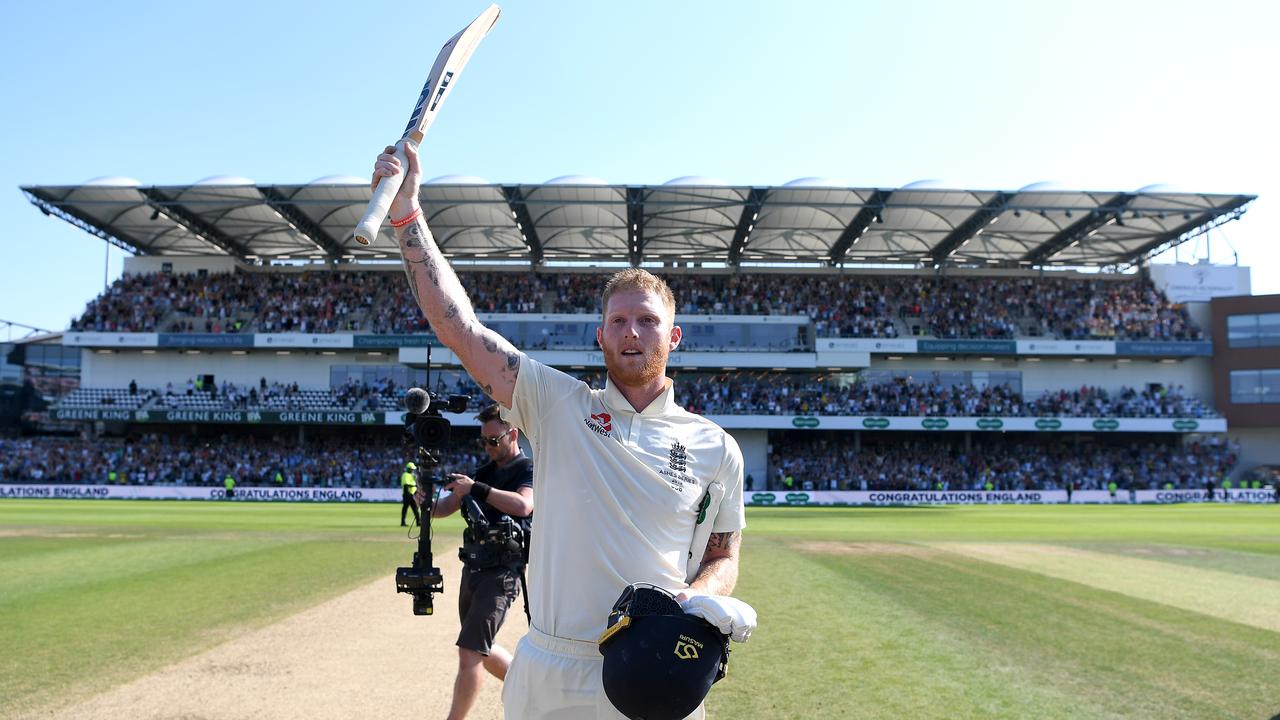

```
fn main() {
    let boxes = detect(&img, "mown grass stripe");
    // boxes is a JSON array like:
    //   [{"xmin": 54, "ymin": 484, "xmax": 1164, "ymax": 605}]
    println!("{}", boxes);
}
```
[
  {"xmin": 1063, "ymin": 541, "xmax": 1280, "ymax": 582},
  {"xmin": 934, "ymin": 543, "xmax": 1280, "ymax": 633},
  {"xmin": 710, "ymin": 538, "xmax": 1099, "ymax": 719},
  {"xmin": 797, "ymin": 542, "xmax": 1279, "ymax": 719}
]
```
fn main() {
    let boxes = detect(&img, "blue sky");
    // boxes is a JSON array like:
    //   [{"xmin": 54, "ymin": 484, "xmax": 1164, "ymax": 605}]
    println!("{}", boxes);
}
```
[{"xmin": 2, "ymin": 0, "xmax": 1276, "ymax": 336}]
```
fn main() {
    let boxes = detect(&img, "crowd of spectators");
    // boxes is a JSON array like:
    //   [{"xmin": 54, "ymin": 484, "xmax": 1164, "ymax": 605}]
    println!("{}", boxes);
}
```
[
  {"xmin": 768, "ymin": 435, "xmax": 1239, "ymax": 492},
  {"xmin": 0, "ymin": 434, "xmax": 486, "ymax": 489},
  {"xmin": 70, "ymin": 271, "xmax": 380, "ymax": 334},
  {"xmin": 674, "ymin": 374, "xmax": 1216, "ymax": 418},
  {"xmin": 69, "ymin": 269, "xmax": 1202, "ymax": 341},
  {"xmin": 63, "ymin": 374, "xmax": 1214, "ymax": 419},
  {"xmin": 65, "ymin": 374, "xmax": 490, "ymax": 414},
  {"xmin": 2, "ymin": 433, "xmax": 1238, "ymax": 492}
]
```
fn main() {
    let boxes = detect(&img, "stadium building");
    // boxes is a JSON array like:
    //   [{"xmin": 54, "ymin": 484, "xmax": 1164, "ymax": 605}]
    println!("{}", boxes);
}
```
[{"xmin": 5, "ymin": 175, "xmax": 1276, "ymax": 503}]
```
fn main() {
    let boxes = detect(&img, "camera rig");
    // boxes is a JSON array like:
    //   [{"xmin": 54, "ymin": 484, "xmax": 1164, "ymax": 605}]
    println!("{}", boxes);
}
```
[{"xmin": 394, "ymin": 386, "xmax": 469, "ymax": 616}]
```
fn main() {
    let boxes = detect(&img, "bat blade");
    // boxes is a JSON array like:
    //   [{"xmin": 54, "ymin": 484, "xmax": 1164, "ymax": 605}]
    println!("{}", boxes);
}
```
[{"xmin": 354, "ymin": 4, "xmax": 501, "ymax": 246}]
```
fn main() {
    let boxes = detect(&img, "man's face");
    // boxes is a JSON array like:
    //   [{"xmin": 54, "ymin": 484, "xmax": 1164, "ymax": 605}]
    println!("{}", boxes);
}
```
[
  {"xmin": 596, "ymin": 289, "xmax": 682, "ymax": 387},
  {"xmin": 479, "ymin": 419, "xmax": 518, "ymax": 464}
]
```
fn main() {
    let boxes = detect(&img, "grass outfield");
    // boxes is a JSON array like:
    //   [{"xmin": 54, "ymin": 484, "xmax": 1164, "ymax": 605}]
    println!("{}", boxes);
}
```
[{"xmin": 3, "ymin": 501, "xmax": 1279, "ymax": 719}]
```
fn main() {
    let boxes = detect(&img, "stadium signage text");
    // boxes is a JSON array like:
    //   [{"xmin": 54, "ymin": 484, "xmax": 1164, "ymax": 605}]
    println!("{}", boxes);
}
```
[
  {"xmin": 678, "ymin": 415, "xmax": 1229, "ymax": 433},
  {"xmin": 216, "ymin": 488, "xmax": 370, "ymax": 501},
  {"xmin": 917, "ymin": 340, "xmax": 1017, "ymax": 355},
  {"xmin": 1015, "ymin": 340, "xmax": 1116, "ymax": 356},
  {"xmin": 0, "ymin": 485, "xmax": 113, "ymax": 499},
  {"xmin": 50, "ymin": 409, "xmax": 388, "ymax": 425},
  {"xmin": 822, "ymin": 338, "xmax": 919, "ymax": 353},
  {"xmin": 739, "ymin": 489, "xmax": 1275, "ymax": 506},
  {"xmin": 1135, "ymin": 489, "xmax": 1278, "ymax": 504},
  {"xmin": 62, "ymin": 332, "xmax": 159, "ymax": 347},
  {"xmin": 255, "ymin": 334, "xmax": 354, "ymax": 349},
  {"xmin": 791, "ymin": 417, "xmax": 820, "ymax": 428},
  {"xmin": 157, "ymin": 333, "xmax": 254, "ymax": 348},
  {"xmin": 1114, "ymin": 340, "xmax": 1213, "ymax": 357},
  {"xmin": 59, "ymin": 332, "xmax": 1217, "ymax": 358},
  {"xmin": 5, "ymin": 485, "xmax": 1272, "ymax": 505},
  {"xmin": 52, "ymin": 409, "xmax": 135, "ymax": 421},
  {"xmin": 865, "ymin": 491, "xmax": 1047, "ymax": 505},
  {"xmin": 0, "ymin": 484, "xmax": 402, "ymax": 502},
  {"xmin": 353, "ymin": 333, "xmax": 437, "ymax": 348}
]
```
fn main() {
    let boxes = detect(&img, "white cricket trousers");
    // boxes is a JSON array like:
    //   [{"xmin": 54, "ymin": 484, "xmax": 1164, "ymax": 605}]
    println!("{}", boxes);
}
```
[{"xmin": 502, "ymin": 626, "xmax": 705, "ymax": 720}]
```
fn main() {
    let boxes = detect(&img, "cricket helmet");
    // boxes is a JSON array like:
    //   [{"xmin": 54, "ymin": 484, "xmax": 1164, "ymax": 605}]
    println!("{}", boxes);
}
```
[{"xmin": 597, "ymin": 584, "xmax": 729, "ymax": 720}]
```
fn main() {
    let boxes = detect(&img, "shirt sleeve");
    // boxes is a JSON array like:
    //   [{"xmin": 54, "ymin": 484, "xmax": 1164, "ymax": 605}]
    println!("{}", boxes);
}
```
[
  {"xmin": 514, "ymin": 457, "xmax": 533, "ymax": 491},
  {"xmin": 501, "ymin": 354, "xmax": 580, "ymax": 447},
  {"xmin": 712, "ymin": 431, "xmax": 747, "ymax": 534}
]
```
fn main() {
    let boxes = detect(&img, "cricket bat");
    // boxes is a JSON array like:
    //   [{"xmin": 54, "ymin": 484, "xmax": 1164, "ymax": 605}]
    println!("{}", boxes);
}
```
[{"xmin": 354, "ymin": 4, "xmax": 501, "ymax": 245}]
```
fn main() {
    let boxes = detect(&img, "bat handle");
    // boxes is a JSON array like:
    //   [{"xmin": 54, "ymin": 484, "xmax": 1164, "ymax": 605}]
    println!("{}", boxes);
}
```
[{"xmin": 354, "ymin": 141, "xmax": 412, "ymax": 246}]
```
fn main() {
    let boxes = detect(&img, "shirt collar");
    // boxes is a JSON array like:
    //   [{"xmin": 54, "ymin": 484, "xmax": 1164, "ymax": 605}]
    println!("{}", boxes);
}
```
[{"xmin": 604, "ymin": 375, "xmax": 677, "ymax": 416}]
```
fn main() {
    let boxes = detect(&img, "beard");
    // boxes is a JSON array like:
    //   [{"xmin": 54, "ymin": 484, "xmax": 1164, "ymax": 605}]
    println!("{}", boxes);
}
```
[{"xmin": 603, "ymin": 341, "xmax": 669, "ymax": 388}]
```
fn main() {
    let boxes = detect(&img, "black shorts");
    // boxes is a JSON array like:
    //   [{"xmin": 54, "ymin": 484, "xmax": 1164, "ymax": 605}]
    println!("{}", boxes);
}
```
[{"xmin": 457, "ymin": 567, "xmax": 520, "ymax": 655}]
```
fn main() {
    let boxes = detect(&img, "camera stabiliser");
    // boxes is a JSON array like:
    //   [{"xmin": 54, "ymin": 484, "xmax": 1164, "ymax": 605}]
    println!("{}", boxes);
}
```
[{"xmin": 394, "ymin": 385, "xmax": 469, "ymax": 616}]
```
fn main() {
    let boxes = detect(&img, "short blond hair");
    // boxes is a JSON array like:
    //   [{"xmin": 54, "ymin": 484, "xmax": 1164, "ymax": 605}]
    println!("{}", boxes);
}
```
[{"xmin": 601, "ymin": 269, "xmax": 676, "ymax": 320}]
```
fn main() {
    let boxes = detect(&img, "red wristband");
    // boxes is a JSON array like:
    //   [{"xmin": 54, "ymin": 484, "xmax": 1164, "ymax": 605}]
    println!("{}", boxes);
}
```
[{"xmin": 390, "ymin": 207, "xmax": 422, "ymax": 228}]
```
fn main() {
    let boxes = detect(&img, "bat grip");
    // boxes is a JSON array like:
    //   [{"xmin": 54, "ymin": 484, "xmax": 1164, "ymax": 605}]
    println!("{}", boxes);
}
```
[{"xmin": 354, "ymin": 142, "xmax": 412, "ymax": 245}]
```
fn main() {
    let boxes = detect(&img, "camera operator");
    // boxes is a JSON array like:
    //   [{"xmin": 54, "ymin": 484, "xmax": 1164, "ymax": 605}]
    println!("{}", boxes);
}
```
[{"xmin": 418, "ymin": 404, "xmax": 533, "ymax": 720}]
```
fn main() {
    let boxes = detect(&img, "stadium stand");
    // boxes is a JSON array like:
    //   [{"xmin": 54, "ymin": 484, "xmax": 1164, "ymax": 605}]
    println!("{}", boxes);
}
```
[
  {"xmin": 69, "ymin": 270, "xmax": 1202, "ymax": 342},
  {"xmin": 12, "ymin": 178, "xmax": 1265, "ymax": 500}
]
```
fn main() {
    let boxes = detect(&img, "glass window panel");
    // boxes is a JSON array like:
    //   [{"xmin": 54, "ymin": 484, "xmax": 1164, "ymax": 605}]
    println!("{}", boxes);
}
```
[
  {"xmin": 1258, "ymin": 313, "xmax": 1280, "ymax": 348},
  {"xmin": 1260, "ymin": 369, "xmax": 1280, "ymax": 404},
  {"xmin": 1227, "ymin": 314, "xmax": 1259, "ymax": 349},
  {"xmin": 1230, "ymin": 370, "xmax": 1261, "ymax": 404}
]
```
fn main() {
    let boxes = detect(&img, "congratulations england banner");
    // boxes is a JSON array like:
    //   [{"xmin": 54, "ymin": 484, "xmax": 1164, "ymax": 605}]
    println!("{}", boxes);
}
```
[
  {"xmin": 0, "ymin": 485, "xmax": 401, "ymax": 502},
  {"xmin": 744, "ymin": 488, "xmax": 1276, "ymax": 506},
  {"xmin": 5, "ymin": 485, "xmax": 1272, "ymax": 504}
]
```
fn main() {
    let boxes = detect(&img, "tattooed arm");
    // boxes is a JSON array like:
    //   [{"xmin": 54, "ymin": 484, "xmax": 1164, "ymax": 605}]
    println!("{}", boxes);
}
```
[
  {"xmin": 685, "ymin": 530, "xmax": 741, "ymax": 597},
  {"xmin": 374, "ymin": 143, "xmax": 522, "ymax": 408}
]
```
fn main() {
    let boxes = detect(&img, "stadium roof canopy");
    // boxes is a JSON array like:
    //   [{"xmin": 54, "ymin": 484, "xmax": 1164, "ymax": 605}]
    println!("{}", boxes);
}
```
[{"xmin": 22, "ymin": 178, "xmax": 1255, "ymax": 269}]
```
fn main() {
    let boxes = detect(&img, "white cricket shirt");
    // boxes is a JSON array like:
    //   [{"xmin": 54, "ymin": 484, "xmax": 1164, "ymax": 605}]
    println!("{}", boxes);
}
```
[{"xmin": 504, "ymin": 355, "xmax": 746, "ymax": 643}]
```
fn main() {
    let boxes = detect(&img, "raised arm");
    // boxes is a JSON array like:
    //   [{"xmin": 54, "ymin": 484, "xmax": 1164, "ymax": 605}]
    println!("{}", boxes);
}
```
[{"xmin": 374, "ymin": 143, "xmax": 522, "ymax": 408}]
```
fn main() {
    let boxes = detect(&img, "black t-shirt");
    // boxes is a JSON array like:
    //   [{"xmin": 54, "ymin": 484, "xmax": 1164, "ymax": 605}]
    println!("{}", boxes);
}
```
[{"xmin": 468, "ymin": 454, "xmax": 533, "ymax": 533}]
